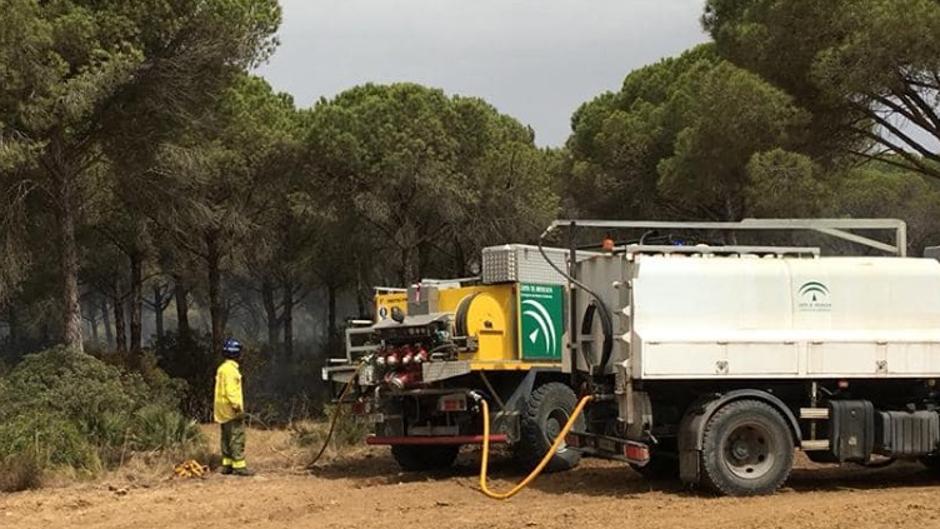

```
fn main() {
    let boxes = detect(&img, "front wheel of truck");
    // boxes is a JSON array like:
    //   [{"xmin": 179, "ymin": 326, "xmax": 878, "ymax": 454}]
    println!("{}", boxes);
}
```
[
  {"xmin": 699, "ymin": 399, "xmax": 794, "ymax": 496},
  {"xmin": 391, "ymin": 445, "xmax": 460, "ymax": 471}
]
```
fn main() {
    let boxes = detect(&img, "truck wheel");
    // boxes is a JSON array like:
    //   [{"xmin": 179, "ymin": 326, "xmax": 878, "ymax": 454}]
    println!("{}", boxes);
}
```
[
  {"xmin": 391, "ymin": 445, "xmax": 460, "ymax": 471},
  {"xmin": 699, "ymin": 400, "xmax": 793, "ymax": 496},
  {"xmin": 514, "ymin": 382, "xmax": 583, "ymax": 473}
]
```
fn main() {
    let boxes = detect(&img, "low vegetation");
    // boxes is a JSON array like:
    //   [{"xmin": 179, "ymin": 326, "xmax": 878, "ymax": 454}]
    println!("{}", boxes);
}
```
[
  {"xmin": 0, "ymin": 347, "xmax": 204, "ymax": 492},
  {"xmin": 290, "ymin": 404, "xmax": 370, "ymax": 455}
]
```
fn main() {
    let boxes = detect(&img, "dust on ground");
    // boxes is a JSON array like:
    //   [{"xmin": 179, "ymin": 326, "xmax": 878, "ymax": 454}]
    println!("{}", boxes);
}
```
[{"xmin": 3, "ymin": 426, "xmax": 940, "ymax": 529}]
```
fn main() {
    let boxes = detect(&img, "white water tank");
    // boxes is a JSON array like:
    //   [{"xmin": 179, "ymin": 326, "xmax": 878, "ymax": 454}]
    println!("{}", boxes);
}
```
[{"xmin": 629, "ymin": 255, "xmax": 940, "ymax": 379}]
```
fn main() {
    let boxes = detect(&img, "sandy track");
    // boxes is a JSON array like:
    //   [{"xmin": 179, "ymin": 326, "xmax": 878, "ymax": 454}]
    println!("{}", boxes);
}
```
[{"xmin": 3, "ymin": 446, "xmax": 940, "ymax": 529}]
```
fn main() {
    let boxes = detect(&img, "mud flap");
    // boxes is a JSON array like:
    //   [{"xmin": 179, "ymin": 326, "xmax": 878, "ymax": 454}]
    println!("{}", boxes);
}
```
[
  {"xmin": 678, "ymin": 406, "xmax": 708, "ymax": 485},
  {"xmin": 495, "ymin": 369, "xmax": 541, "ymax": 444},
  {"xmin": 679, "ymin": 450, "xmax": 700, "ymax": 484}
]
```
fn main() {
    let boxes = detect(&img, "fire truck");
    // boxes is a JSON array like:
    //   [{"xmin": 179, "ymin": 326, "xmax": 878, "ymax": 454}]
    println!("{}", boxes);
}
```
[{"xmin": 328, "ymin": 218, "xmax": 940, "ymax": 496}]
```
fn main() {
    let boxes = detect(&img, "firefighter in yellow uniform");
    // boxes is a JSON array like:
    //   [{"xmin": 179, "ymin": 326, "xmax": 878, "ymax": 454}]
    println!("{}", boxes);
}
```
[{"xmin": 215, "ymin": 338, "xmax": 253, "ymax": 476}]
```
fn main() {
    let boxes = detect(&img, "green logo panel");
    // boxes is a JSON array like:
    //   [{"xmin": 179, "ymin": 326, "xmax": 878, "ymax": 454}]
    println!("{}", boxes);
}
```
[{"xmin": 519, "ymin": 283, "xmax": 564, "ymax": 360}]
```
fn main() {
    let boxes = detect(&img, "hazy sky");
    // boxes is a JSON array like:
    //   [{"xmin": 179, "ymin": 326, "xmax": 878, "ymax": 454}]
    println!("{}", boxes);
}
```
[{"xmin": 256, "ymin": 0, "xmax": 709, "ymax": 146}]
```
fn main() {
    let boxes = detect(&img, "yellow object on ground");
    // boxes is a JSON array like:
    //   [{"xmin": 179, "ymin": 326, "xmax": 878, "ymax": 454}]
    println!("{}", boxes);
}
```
[
  {"xmin": 214, "ymin": 359, "xmax": 243, "ymax": 423},
  {"xmin": 479, "ymin": 395, "xmax": 592, "ymax": 500},
  {"xmin": 173, "ymin": 460, "xmax": 209, "ymax": 479}
]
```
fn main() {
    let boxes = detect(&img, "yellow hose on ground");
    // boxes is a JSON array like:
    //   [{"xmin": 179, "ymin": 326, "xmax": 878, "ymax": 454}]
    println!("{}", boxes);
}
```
[
  {"xmin": 479, "ymin": 395, "xmax": 593, "ymax": 500},
  {"xmin": 307, "ymin": 361, "xmax": 365, "ymax": 469}
]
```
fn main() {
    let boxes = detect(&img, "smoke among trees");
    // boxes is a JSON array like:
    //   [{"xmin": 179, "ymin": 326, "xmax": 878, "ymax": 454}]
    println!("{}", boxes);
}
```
[{"xmin": 1, "ymin": 0, "xmax": 939, "ymax": 413}]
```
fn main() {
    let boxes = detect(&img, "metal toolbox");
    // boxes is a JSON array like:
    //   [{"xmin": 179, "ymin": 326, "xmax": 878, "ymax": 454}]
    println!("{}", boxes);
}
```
[
  {"xmin": 829, "ymin": 400, "xmax": 875, "ymax": 462},
  {"xmin": 481, "ymin": 244, "xmax": 573, "ymax": 285}
]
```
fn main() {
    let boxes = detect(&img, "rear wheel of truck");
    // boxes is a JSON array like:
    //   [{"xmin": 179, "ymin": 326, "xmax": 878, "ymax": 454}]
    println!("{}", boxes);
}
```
[
  {"xmin": 699, "ymin": 399, "xmax": 793, "ymax": 496},
  {"xmin": 514, "ymin": 382, "xmax": 583, "ymax": 473},
  {"xmin": 391, "ymin": 445, "xmax": 460, "ymax": 471}
]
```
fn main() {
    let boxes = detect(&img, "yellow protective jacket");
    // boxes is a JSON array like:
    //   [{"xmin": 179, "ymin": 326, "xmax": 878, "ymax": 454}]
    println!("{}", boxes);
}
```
[{"xmin": 214, "ymin": 359, "xmax": 244, "ymax": 423}]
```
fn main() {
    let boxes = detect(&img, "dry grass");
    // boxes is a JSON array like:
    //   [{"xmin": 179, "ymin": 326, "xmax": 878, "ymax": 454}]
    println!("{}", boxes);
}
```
[
  {"xmin": 1, "ymin": 419, "xmax": 366, "ymax": 495},
  {"xmin": 0, "ymin": 452, "xmax": 44, "ymax": 492},
  {"xmin": 201, "ymin": 423, "xmax": 312, "ymax": 472}
]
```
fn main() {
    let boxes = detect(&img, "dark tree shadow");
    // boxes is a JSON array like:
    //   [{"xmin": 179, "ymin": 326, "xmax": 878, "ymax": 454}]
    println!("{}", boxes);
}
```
[{"xmin": 308, "ymin": 448, "xmax": 940, "ymax": 498}]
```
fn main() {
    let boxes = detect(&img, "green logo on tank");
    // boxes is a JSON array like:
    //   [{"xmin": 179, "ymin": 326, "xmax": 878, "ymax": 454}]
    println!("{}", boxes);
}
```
[
  {"xmin": 519, "ymin": 283, "xmax": 564, "ymax": 360},
  {"xmin": 798, "ymin": 280, "xmax": 831, "ymax": 312}
]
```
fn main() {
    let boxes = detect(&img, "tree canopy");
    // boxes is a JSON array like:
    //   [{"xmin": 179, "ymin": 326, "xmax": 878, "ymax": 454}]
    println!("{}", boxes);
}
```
[
  {"xmin": 704, "ymin": 0, "xmax": 940, "ymax": 178},
  {"xmin": 1, "ymin": 0, "xmax": 939, "ymax": 417},
  {"xmin": 564, "ymin": 45, "xmax": 809, "ymax": 221},
  {"xmin": 305, "ymin": 83, "xmax": 558, "ymax": 284},
  {"xmin": 0, "ymin": 0, "xmax": 281, "ymax": 351}
]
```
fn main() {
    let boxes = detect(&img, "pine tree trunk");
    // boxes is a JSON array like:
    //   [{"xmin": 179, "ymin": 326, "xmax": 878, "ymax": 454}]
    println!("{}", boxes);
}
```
[
  {"xmin": 262, "ymin": 278, "xmax": 280, "ymax": 349},
  {"xmin": 7, "ymin": 304, "xmax": 18, "ymax": 349},
  {"xmin": 152, "ymin": 284, "xmax": 165, "ymax": 341},
  {"xmin": 86, "ymin": 302, "xmax": 99, "ymax": 343},
  {"xmin": 129, "ymin": 252, "xmax": 143, "ymax": 354},
  {"xmin": 56, "ymin": 171, "xmax": 83, "ymax": 352},
  {"xmin": 452, "ymin": 238, "xmax": 466, "ymax": 277},
  {"xmin": 101, "ymin": 296, "xmax": 114, "ymax": 348},
  {"xmin": 400, "ymin": 247, "xmax": 414, "ymax": 286},
  {"xmin": 206, "ymin": 233, "xmax": 223, "ymax": 356},
  {"xmin": 112, "ymin": 281, "xmax": 127, "ymax": 354},
  {"xmin": 282, "ymin": 279, "xmax": 294, "ymax": 358},
  {"xmin": 356, "ymin": 263, "xmax": 370, "ymax": 319},
  {"xmin": 417, "ymin": 241, "xmax": 430, "ymax": 282},
  {"xmin": 327, "ymin": 283, "xmax": 337, "ymax": 342},
  {"xmin": 173, "ymin": 274, "xmax": 190, "ymax": 339}
]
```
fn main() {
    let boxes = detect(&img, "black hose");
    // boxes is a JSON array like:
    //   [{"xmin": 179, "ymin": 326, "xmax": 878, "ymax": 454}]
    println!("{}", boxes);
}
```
[
  {"xmin": 581, "ymin": 301, "xmax": 613, "ymax": 374},
  {"xmin": 307, "ymin": 362, "xmax": 364, "ymax": 469},
  {"xmin": 454, "ymin": 293, "xmax": 479, "ymax": 337},
  {"xmin": 537, "ymin": 230, "xmax": 615, "ymax": 375}
]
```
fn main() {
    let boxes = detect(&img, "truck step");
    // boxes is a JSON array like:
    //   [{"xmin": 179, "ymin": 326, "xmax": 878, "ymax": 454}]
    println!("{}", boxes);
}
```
[
  {"xmin": 800, "ymin": 407, "xmax": 829, "ymax": 420},
  {"xmin": 801, "ymin": 439, "xmax": 830, "ymax": 451}
]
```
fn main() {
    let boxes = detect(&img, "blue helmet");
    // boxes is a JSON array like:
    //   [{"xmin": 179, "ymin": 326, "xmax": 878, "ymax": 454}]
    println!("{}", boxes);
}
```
[{"xmin": 222, "ymin": 338, "xmax": 243, "ymax": 358}]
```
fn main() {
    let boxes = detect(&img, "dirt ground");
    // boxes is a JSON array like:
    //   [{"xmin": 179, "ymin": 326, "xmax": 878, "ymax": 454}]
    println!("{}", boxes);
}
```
[{"xmin": 4, "ymin": 427, "xmax": 940, "ymax": 529}]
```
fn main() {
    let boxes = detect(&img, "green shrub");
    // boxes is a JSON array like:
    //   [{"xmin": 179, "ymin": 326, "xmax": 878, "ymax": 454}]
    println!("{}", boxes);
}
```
[
  {"xmin": 0, "ymin": 347, "xmax": 137, "ymax": 425},
  {"xmin": 327, "ymin": 404, "xmax": 369, "ymax": 447},
  {"xmin": 153, "ymin": 331, "xmax": 214, "ymax": 414},
  {"xmin": 290, "ymin": 405, "xmax": 368, "ymax": 451},
  {"xmin": 0, "ymin": 412, "xmax": 100, "ymax": 471},
  {"xmin": 0, "ymin": 346, "xmax": 204, "ymax": 482},
  {"xmin": 289, "ymin": 421, "xmax": 324, "ymax": 448},
  {"xmin": 132, "ymin": 405, "xmax": 204, "ymax": 452}
]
